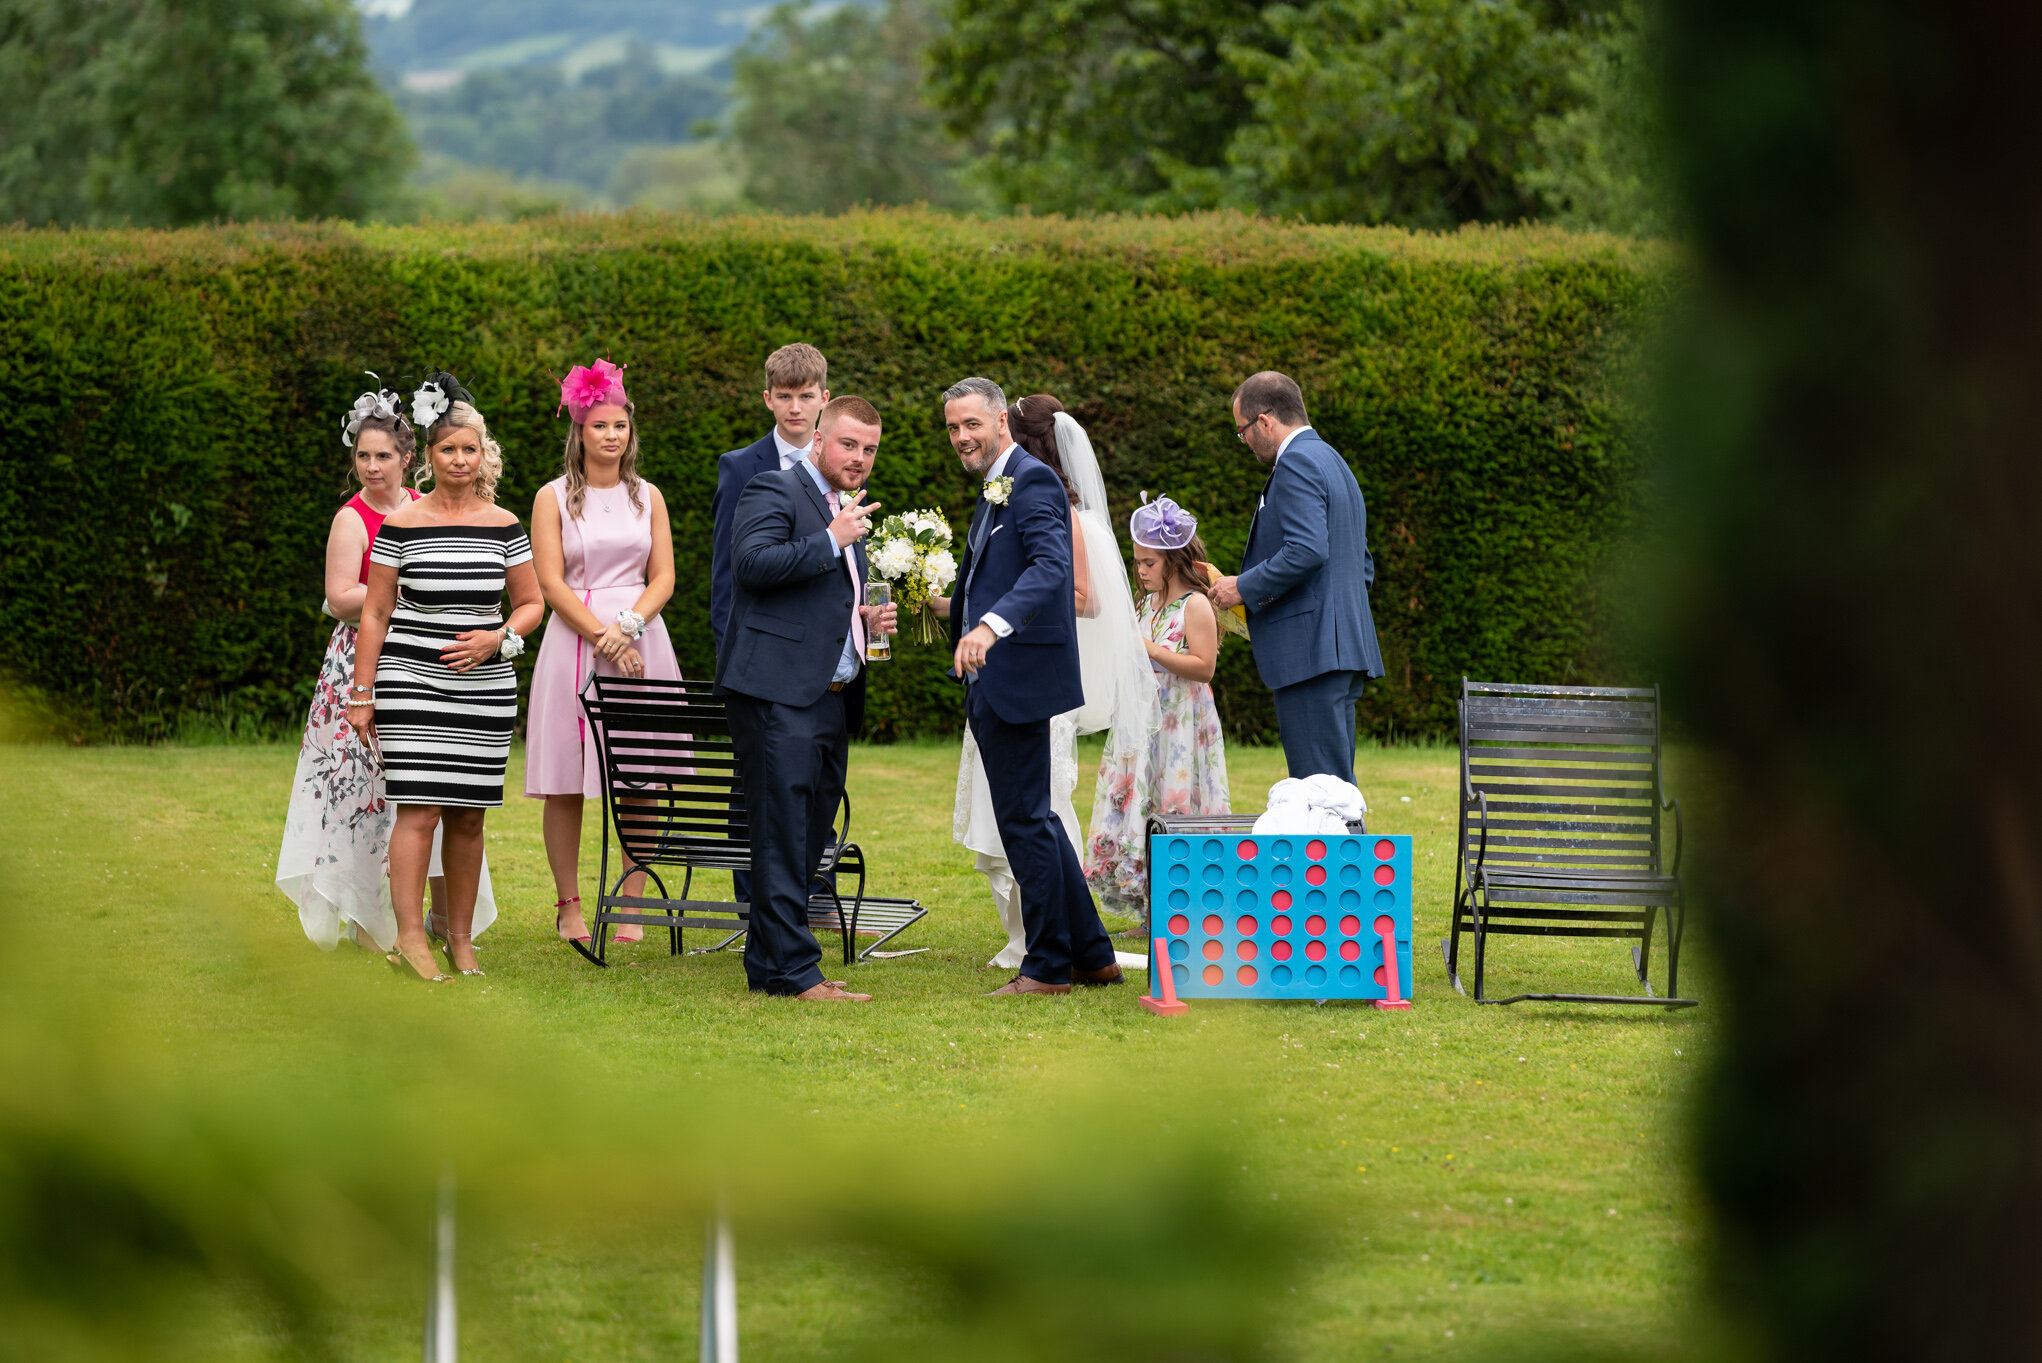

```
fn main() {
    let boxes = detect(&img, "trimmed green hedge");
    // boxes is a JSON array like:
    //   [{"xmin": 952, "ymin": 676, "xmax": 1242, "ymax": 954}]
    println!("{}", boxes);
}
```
[{"xmin": 0, "ymin": 211, "xmax": 1670, "ymax": 743}]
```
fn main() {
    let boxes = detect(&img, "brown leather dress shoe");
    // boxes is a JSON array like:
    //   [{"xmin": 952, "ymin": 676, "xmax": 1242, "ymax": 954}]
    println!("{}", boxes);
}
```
[
  {"xmin": 986, "ymin": 975, "xmax": 1072, "ymax": 996},
  {"xmin": 1070, "ymin": 963, "xmax": 1125, "ymax": 987},
  {"xmin": 793, "ymin": 982, "xmax": 873, "ymax": 1002}
]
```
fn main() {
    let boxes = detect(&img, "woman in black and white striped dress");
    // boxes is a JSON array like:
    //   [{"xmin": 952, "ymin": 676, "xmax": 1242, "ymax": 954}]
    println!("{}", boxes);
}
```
[{"xmin": 350, "ymin": 373, "xmax": 544, "ymax": 982}]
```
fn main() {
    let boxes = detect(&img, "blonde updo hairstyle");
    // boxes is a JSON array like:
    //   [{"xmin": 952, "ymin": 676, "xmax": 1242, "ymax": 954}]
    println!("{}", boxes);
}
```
[
  {"xmin": 418, "ymin": 401, "xmax": 505, "ymax": 502},
  {"xmin": 561, "ymin": 399, "xmax": 644, "ymax": 518}
]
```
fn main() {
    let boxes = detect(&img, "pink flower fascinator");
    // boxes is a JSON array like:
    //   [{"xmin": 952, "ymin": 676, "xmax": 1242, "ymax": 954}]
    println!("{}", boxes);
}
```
[{"xmin": 558, "ymin": 358, "xmax": 629, "ymax": 422}]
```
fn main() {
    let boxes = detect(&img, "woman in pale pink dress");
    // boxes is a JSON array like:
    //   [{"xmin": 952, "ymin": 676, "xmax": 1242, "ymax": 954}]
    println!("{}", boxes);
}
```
[{"xmin": 526, "ymin": 360, "xmax": 679, "ymax": 945}]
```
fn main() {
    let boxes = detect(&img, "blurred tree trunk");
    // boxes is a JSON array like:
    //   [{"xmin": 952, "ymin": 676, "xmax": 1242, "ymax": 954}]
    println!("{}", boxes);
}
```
[{"xmin": 1658, "ymin": 0, "xmax": 2042, "ymax": 1355}]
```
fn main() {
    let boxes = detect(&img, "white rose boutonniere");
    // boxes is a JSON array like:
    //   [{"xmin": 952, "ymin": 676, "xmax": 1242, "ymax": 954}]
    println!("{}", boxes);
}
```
[{"xmin": 983, "ymin": 475, "xmax": 1014, "ymax": 506}]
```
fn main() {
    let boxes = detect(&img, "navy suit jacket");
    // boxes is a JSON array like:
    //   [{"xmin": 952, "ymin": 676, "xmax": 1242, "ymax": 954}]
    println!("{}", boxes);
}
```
[
  {"xmin": 1238, "ymin": 428, "xmax": 1385, "ymax": 692},
  {"xmin": 949, "ymin": 450, "xmax": 1085, "ymax": 725},
  {"xmin": 714, "ymin": 463, "xmax": 868, "ymax": 736},
  {"xmin": 710, "ymin": 433, "xmax": 781, "ymax": 652}
]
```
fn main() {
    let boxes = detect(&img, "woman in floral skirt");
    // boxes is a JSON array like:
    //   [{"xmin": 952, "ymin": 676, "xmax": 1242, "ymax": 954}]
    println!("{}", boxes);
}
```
[
  {"xmin": 274, "ymin": 382, "xmax": 496, "ymax": 952},
  {"xmin": 1085, "ymin": 495, "xmax": 1230, "ymax": 922}
]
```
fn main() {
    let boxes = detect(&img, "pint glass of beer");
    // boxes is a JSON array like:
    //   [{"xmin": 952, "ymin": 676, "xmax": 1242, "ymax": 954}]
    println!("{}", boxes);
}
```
[{"xmin": 864, "ymin": 580, "xmax": 892, "ymax": 661}]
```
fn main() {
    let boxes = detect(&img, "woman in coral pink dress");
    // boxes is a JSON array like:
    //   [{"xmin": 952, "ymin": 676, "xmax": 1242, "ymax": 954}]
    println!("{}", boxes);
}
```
[{"xmin": 526, "ymin": 360, "xmax": 680, "ymax": 945}]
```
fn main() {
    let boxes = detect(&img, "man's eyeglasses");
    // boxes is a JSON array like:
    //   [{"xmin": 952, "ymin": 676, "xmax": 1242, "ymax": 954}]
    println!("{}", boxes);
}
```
[{"xmin": 1234, "ymin": 413, "xmax": 1262, "ymax": 440}]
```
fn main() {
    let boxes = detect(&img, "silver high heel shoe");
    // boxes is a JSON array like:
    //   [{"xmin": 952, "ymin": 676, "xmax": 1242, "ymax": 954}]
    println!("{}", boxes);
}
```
[
  {"xmin": 388, "ymin": 947, "xmax": 451, "ymax": 985},
  {"xmin": 444, "ymin": 930, "xmax": 484, "ymax": 977}
]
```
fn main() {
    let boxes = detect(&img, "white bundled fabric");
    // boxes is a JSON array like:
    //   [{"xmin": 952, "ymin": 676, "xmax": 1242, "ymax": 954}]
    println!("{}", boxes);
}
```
[{"xmin": 1251, "ymin": 775, "xmax": 1370, "ymax": 836}]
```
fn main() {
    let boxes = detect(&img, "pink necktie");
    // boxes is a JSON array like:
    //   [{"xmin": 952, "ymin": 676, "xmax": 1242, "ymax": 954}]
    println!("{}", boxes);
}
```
[{"xmin": 826, "ymin": 490, "xmax": 866, "ymax": 662}]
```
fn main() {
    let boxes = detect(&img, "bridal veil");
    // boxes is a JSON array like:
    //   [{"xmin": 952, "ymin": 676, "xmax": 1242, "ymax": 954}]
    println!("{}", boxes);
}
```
[{"xmin": 1056, "ymin": 412, "xmax": 1157, "ymax": 777}]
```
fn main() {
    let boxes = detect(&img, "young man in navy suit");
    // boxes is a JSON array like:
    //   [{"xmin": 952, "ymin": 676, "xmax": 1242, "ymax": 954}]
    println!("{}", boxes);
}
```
[
  {"xmin": 944, "ymin": 377, "xmax": 1122, "ymax": 996},
  {"xmin": 715, "ymin": 395, "xmax": 895, "ymax": 1002},
  {"xmin": 1208, "ymin": 371, "xmax": 1384, "ymax": 784},
  {"xmin": 711, "ymin": 344, "xmax": 832, "ymax": 653},
  {"xmin": 710, "ymin": 344, "xmax": 830, "ymax": 900}
]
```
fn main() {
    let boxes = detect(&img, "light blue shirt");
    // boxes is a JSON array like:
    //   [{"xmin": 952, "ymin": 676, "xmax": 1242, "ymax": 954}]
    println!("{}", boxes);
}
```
[
  {"xmin": 1260, "ymin": 425, "xmax": 1313, "ymax": 509},
  {"xmin": 798, "ymin": 456, "xmax": 861, "ymax": 684}
]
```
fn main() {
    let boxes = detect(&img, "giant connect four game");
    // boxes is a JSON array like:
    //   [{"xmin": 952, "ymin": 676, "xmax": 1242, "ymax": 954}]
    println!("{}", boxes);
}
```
[{"xmin": 1145, "ymin": 832, "xmax": 1414, "ymax": 1004}]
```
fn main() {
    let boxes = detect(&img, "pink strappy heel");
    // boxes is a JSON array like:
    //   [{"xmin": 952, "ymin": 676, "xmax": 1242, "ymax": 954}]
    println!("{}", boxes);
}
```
[{"xmin": 555, "ymin": 895, "xmax": 592, "ymax": 946}]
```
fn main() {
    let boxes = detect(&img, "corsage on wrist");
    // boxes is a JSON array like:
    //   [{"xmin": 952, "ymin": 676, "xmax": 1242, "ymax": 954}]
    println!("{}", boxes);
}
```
[
  {"xmin": 616, "ymin": 609, "xmax": 645, "ymax": 640},
  {"xmin": 497, "ymin": 625, "xmax": 526, "ymax": 660}
]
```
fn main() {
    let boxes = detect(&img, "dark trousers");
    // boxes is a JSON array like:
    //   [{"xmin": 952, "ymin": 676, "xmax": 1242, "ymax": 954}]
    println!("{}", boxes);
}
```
[
  {"xmin": 724, "ymin": 688, "xmax": 848, "ymax": 996},
  {"xmin": 1271, "ymin": 669, "xmax": 1369, "ymax": 784},
  {"xmin": 728, "ymin": 786, "xmax": 751, "ymax": 903},
  {"xmin": 967, "ymin": 684, "xmax": 1114, "ymax": 984},
  {"xmin": 728, "ymin": 783, "xmax": 831, "ymax": 905}
]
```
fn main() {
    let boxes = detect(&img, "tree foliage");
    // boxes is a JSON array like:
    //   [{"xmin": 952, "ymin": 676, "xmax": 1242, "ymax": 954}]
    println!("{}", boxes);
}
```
[
  {"xmin": 0, "ymin": 0, "xmax": 412, "ymax": 227},
  {"xmin": 728, "ymin": 1, "xmax": 979, "ymax": 214},
  {"xmin": 1524, "ymin": 0, "xmax": 1668, "ymax": 236},
  {"xmin": 926, "ymin": 0, "xmax": 1276, "ymax": 214},
  {"xmin": 925, "ymin": 0, "xmax": 1657, "ymax": 231},
  {"xmin": 1215, "ymin": 0, "xmax": 1580, "ymax": 227}
]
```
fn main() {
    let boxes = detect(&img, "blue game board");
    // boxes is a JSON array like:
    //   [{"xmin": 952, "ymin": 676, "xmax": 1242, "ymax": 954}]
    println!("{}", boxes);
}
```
[{"xmin": 1146, "ymin": 832, "xmax": 1414, "ymax": 1000}]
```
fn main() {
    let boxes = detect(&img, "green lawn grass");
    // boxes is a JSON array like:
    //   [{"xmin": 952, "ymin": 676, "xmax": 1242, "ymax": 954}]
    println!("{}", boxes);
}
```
[{"xmin": 0, "ymin": 737, "xmax": 1715, "ymax": 1361}]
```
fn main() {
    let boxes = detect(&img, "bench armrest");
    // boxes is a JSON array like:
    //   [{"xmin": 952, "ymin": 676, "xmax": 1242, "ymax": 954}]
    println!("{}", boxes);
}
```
[
  {"xmin": 1470, "ymin": 790, "xmax": 1492, "ymax": 882},
  {"xmin": 1663, "ymin": 794, "xmax": 1684, "ymax": 877}
]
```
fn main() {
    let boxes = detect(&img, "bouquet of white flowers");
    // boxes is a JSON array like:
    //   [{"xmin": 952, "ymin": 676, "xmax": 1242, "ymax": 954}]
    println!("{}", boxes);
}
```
[{"xmin": 867, "ymin": 508, "xmax": 957, "ymax": 644}]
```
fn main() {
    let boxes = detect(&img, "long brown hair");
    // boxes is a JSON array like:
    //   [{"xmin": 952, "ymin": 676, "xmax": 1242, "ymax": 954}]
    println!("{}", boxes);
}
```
[
  {"xmin": 1007, "ymin": 393, "xmax": 1078, "ymax": 506},
  {"xmin": 560, "ymin": 400, "xmax": 644, "ymax": 519},
  {"xmin": 1138, "ymin": 533, "xmax": 1212, "ymax": 602}
]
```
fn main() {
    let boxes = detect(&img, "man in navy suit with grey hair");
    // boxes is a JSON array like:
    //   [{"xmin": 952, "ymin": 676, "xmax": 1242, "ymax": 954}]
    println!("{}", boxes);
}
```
[
  {"xmin": 945, "ymin": 376, "xmax": 1122, "ymax": 996},
  {"xmin": 1208, "ymin": 371, "xmax": 1384, "ymax": 784}
]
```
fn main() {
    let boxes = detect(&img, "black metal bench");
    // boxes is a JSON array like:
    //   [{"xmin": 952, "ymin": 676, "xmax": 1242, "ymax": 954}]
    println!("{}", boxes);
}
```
[
  {"xmin": 576, "ymin": 675, "xmax": 925, "ymax": 967},
  {"xmin": 1445, "ymin": 678, "xmax": 1696, "ymax": 1008}
]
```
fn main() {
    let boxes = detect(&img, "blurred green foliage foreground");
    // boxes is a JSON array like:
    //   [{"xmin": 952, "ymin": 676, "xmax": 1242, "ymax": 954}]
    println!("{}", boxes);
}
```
[{"xmin": 0, "ymin": 737, "xmax": 1711, "ymax": 1360}]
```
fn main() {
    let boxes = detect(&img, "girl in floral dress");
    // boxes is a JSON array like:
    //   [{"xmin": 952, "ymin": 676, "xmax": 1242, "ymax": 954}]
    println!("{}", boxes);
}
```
[{"xmin": 1085, "ymin": 496, "xmax": 1230, "ymax": 922}]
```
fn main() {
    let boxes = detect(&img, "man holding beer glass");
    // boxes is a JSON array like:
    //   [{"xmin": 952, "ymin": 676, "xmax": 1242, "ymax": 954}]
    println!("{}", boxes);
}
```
[{"xmin": 713, "ymin": 396, "xmax": 898, "ymax": 1001}]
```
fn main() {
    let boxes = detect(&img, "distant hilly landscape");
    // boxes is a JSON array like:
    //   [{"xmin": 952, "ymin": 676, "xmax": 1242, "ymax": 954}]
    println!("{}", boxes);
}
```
[
  {"xmin": 361, "ymin": 0, "xmax": 750, "ymax": 77},
  {"xmin": 357, "ymin": 0, "xmax": 773, "ymax": 212}
]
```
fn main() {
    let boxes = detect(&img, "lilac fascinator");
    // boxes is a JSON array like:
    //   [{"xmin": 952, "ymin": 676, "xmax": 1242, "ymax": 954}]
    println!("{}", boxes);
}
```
[{"xmin": 1130, "ymin": 492, "xmax": 1197, "ymax": 549}]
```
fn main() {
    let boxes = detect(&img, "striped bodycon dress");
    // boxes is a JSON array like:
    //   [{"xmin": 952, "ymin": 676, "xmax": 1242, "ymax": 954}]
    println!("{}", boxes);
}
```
[{"xmin": 370, "ymin": 520, "xmax": 533, "ymax": 808}]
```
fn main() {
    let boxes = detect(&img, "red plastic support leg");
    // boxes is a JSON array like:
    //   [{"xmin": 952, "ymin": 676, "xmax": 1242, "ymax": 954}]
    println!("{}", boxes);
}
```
[
  {"xmin": 1138, "ymin": 935, "xmax": 1189, "ymax": 1016},
  {"xmin": 1373, "ymin": 914, "xmax": 1412, "ymax": 1011}
]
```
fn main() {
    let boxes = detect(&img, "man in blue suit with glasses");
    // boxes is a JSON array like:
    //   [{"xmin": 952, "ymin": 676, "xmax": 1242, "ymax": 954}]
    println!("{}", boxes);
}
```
[{"xmin": 1208, "ymin": 371, "xmax": 1384, "ymax": 785}]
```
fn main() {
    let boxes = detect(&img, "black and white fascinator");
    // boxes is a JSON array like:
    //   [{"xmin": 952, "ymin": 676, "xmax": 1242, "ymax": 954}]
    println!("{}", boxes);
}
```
[
  {"xmin": 410, "ymin": 370, "xmax": 475, "ymax": 431},
  {"xmin": 339, "ymin": 373, "xmax": 405, "ymax": 448}
]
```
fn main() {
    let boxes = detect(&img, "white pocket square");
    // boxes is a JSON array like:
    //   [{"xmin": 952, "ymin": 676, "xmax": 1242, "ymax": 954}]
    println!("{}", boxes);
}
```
[{"xmin": 990, "ymin": 524, "xmax": 1006, "ymax": 537}]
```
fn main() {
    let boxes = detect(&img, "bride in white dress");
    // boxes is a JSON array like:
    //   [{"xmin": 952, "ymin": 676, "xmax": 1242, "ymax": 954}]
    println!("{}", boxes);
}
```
[{"xmin": 940, "ymin": 395, "xmax": 1155, "ymax": 968}]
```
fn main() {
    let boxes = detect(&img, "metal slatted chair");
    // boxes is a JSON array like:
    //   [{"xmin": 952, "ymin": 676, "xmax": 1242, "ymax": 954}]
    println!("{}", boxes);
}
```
[
  {"xmin": 1446, "ymin": 678, "xmax": 1696, "ymax": 1008},
  {"xmin": 576, "ymin": 675, "xmax": 924, "ymax": 967}
]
